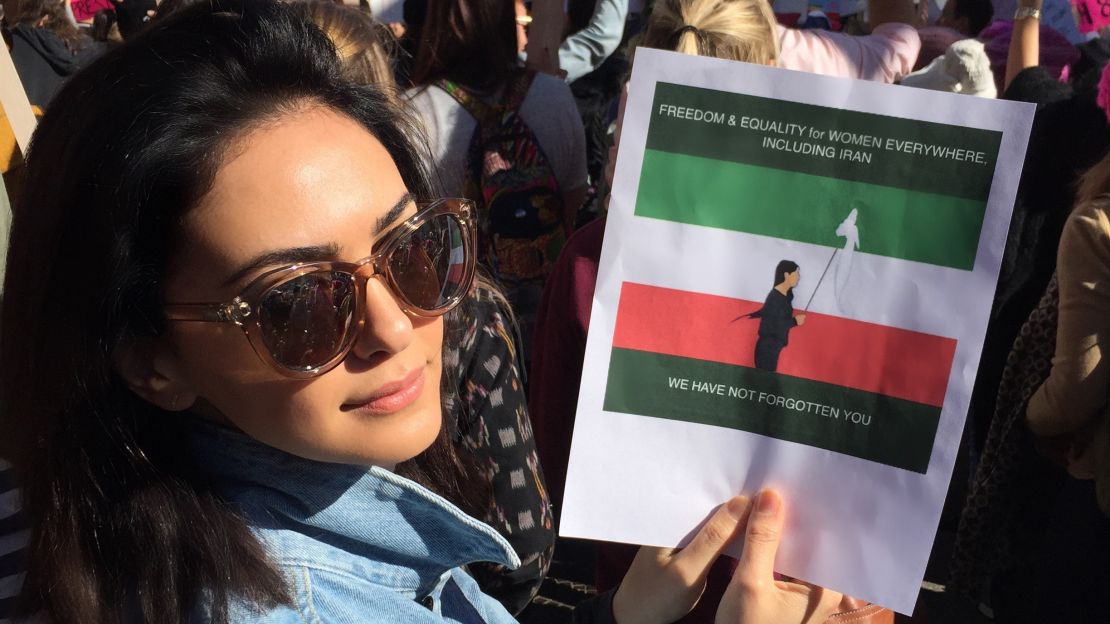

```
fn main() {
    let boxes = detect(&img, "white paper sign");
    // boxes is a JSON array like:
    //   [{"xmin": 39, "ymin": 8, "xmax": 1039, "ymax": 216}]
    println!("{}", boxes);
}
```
[{"xmin": 559, "ymin": 48, "xmax": 1034, "ymax": 614}]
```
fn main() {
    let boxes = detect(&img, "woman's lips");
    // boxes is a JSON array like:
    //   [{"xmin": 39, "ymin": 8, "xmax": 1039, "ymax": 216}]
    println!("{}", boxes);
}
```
[{"xmin": 342, "ymin": 368, "xmax": 425, "ymax": 415}]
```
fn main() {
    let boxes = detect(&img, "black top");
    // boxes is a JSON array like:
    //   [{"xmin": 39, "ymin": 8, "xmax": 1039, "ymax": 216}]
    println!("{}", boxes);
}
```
[
  {"xmin": 8, "ymin": 24, "xmax": 102, "ymax": 108},
  {"xmin": 755, "ymin": 289, "xmax": 797, "ymax": 347}
]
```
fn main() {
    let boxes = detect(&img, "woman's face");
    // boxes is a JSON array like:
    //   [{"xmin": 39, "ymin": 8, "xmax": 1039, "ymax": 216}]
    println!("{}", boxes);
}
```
[
  {"xmin": 785, "ymin": 269, "xmax": 801, "ymax": 288},
  {"xmin": 159, "ymin": 107, "xmax": 444, "ymax": 468}
]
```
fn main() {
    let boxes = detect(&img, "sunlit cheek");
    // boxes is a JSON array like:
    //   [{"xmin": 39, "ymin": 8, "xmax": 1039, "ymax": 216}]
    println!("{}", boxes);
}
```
[{"xmin": 414, "ymin": 316, "xmax": 445, "ymax": 405}]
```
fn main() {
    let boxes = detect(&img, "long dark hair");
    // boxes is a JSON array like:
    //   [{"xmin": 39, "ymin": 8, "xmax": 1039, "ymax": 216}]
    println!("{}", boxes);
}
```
[
  {"xmin": 409, "ymin": 0, "xmax": 518, "ymax": 90},
  {"xmin": 0, "ymin": 1, "xmax": 481, "ymax": 621},
  {"xmin": 774, "ymin": 260, "xmax": 799, "ymax": 288}
]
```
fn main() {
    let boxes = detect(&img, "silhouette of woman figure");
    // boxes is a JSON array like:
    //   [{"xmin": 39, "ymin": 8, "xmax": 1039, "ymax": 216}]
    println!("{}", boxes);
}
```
[{"xmin": 750, "ymin": 260, "xmax": 805, "ymax": 372}]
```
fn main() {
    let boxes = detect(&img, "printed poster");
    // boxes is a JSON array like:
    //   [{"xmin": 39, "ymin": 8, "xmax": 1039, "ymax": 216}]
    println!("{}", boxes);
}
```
[{"xmin": 559, "ymin": 48, "xmax": 1034, "ymax": 613}]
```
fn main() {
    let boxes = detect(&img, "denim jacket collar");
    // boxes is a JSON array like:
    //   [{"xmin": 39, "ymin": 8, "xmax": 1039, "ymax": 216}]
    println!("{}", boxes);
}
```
[{"xmin": 187, "ymin": 420, "xmax": 519, "ymax": 593}]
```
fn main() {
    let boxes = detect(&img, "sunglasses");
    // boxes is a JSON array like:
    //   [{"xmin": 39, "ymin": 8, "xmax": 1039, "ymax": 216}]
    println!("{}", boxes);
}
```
[{"xmin": 164, "ymin": 198, "xmax": 477, "ymax": 378}]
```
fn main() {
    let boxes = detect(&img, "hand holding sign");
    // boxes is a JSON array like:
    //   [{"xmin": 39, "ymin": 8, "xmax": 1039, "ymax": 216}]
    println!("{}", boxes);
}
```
[
  {"xmin": 716, "ymin": 491, "xmax": 845, "ymax": 624},
  {"xmin": 614, "ymin": 496, "xmax": 754, "ymax": 624},
  {"xmin": 561, "ymin": 48, "xmax": 1034, "ymax": 613},
  {"xmin": 614, "ymin": 491, "xmax": 844, "ymax": 624}
]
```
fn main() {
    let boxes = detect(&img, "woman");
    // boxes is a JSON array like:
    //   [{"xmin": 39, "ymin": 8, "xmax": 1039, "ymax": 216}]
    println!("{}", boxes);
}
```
[
  {"xmin": 406, "ymin": 0, "xmax": 589, "ymax": 366},
  {"xmin": 287, "ymin": 0, "xmax": 399, "ymax": 104},
  {"xmin": 639, "ymin": 0, "xmax": 920, "ymax": 83},
  {"xmin": 0, "ymin": 1, "xmax": 841, "ymax": 622},
  {"xmin": 751, "ymin": 261, "xmax": 806, "ymax": 373},
  {"xmin": 406, "ymin": 0, "xmax": 587, "ymax": 213},
  {"xmin": 2, "ymin": 0, "xmax": 103, "ymax": 106},
  {"xmin": 1009, "ymin": 144, "xmax": 1110, "ymax": 624},
  {"xmin": 285, "ymin": 2, "xmax": 556, "ymax": 612}
]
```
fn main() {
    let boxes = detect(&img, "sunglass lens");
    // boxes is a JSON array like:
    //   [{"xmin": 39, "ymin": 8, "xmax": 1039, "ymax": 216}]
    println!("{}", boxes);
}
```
[
  {"xmin": 258, "ymin": 271, "xmax": 357, "ymax": 371},
  {"xmin": 388, "ymin": 213, "xmax": 469, "ymax": 312}
]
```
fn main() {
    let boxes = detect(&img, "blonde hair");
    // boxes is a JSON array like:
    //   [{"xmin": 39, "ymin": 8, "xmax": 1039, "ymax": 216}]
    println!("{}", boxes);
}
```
[
  {"xmin": 287, "ymin": 0, "xmax": 400, "ymax": 102},
  {"xmin": 639, "ymin": 0, "xmax": 780, "ymax": 66}
]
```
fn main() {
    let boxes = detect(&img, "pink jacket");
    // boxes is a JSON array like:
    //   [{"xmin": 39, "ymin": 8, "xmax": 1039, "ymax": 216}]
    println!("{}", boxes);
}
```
[{"xmin": 777, "ymin": 22, "xmax": 922, "ymax": 83}]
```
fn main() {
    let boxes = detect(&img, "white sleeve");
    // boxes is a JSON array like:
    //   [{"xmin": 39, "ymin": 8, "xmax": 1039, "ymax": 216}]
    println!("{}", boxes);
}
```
[{"xmin": 557, "ymin": 0, "xmax": 630, "ymax": 83}]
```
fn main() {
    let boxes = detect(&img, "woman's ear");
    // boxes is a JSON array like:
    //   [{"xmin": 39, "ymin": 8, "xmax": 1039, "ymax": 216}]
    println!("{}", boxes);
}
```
[{"xmin": 116, "ymin": 338, "xmax": 199, "ymax": 411}]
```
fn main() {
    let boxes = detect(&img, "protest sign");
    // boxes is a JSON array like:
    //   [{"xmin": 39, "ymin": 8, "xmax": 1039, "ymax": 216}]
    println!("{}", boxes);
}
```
[
  {"xmin": 559, "ymin": 48, "xmax": 1034, "ymax": 613},
  {"xmin": 1073, "ymin": 0, "xmax": 1110, "ymax": 33}
]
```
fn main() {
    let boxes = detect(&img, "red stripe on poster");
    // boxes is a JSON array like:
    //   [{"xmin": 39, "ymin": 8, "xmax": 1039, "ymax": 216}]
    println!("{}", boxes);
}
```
[{"xmin": 611, "ymin": 282, "xmax": 956, "ymax": 407}]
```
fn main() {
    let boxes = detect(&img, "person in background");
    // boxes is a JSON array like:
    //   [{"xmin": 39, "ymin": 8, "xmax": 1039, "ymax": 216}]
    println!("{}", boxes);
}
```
[
  {"xmin": 937, "ymin": 0, "xmax": 994, "ymax": 35},
  {"xmin": 951, "ymin": 1, "xmax": 1110, "ymax": 620},
  {"xmin": 558, "ymin": 0, "xmax": 630, "ymax": 83},
  {"xmin": 1015, "ymin": 135, "xmax": 1110, "ymax": 624},
  {"xmin": 980, "ymin": 18, "xmax": 1079, "ymax": 93},
  {"xmin": 912, "ymin": 0, "xmax": 993, "ymax": 68},
  {"xmin": 89, "ymin": 7, "xmax": 121, "ymax": 43},
  {"xmin": 407, "ymin": 0, "xmax": 587, "ymax": 217},
  {"xmin": 772, "ymin": 0, "xmax": 921, "ymax": 81},
  {"xmin": 406, "ymin": 0, "xmax": 588, "ymax": 370},
  {"xmin": 288, "ymin": 0, "xmax": 400, "ymax": 103},
  {"xmin": 1, "ymin": 0, "xmax": 102, "ymax": 107}
]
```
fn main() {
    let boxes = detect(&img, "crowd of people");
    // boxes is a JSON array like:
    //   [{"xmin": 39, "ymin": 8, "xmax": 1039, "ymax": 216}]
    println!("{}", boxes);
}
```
[{"xmin": 0, "ymin": 0, "xmax": 1108, "ymax": 621}]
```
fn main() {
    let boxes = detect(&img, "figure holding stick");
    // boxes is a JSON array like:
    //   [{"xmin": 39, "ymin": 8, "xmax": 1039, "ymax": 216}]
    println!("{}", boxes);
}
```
[{"xmin": 736, "ymin": 260, "xmax": 805, "ymax": 372}]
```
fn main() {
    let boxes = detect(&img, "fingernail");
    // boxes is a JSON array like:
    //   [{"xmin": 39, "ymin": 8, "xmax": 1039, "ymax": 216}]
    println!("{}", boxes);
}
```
[
  {"xmin": 756, "ymin": 490, "xmax": 779, "ymax": 515},
  {"xmin": 726, "ymin": 496, "xmax": 748, "ymax": 519}
]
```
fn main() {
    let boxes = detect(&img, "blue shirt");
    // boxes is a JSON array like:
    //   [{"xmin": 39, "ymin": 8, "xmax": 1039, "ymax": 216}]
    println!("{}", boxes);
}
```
[
  {"xmin": 189, "ymin": 422, "xmax": 522, "ymax": 623},
  {"xmin": 557, "ymin": 0, "xmax": 629, "ymax": 83}
]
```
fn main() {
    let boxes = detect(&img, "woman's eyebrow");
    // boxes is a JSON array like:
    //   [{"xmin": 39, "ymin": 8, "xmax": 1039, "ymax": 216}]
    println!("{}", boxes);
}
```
[
  {"xmin": 374, "ymin": 192, "xmax": 415, "ymax": 234},
  {"xmin": 220, "ymin": 193, "xmax": 412, "ymax": 287},
  {"xmin": 222, "ymin": 243, "xmax": 342, "ymax": 287}
]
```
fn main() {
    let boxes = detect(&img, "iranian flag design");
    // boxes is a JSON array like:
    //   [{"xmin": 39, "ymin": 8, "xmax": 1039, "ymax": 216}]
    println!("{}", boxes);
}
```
[{"xmin": 601, "ymin": 82, "xmax": 1004, "ymax": 474}]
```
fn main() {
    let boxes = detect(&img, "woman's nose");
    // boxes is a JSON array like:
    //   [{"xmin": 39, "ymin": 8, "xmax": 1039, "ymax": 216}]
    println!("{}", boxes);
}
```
[{"xmin": 349, "ymin": 276, "xmax": 413, "ymax": 362}]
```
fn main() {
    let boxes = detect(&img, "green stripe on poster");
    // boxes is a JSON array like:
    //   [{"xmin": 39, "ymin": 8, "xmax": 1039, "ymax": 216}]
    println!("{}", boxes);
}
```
[
  {"xmin": 646, "ymin": 82, "xmax": 1001, "ymax": 202},
  {"xmin": 636, "ymin": 150, "xmax": 984, "ymax": 270},
  {"xmin": 603, "ymin": 348, "xmax": 940, "ymax": 473}
]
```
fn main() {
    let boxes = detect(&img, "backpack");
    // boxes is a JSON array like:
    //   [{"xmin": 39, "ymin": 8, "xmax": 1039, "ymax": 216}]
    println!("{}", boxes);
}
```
[{"xmin": 437, "ymin": 69, "xmax": 567, "ymax": 290}]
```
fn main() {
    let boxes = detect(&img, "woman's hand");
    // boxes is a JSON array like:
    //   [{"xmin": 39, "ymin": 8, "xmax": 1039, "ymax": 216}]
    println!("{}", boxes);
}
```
[
  {"xmin": 794, "ymin": 314, "xmax": 807, "ymax": 326},
  {"xmin": 715, "ymin": 490, "xmax": 844, "ymax": 624},
  {"xmin": 613, "ymin": 490, "xmax": 847, "ymax": 624},
  {"xmin": 612, "ymin": 496, "xmax": 752, "ymax": 624}
]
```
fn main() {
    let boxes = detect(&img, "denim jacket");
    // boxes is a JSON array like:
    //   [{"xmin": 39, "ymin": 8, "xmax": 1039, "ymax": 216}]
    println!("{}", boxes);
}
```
[{"xmin": 189, "ymin": 422, "xmax": 522, "ymax": 624}]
